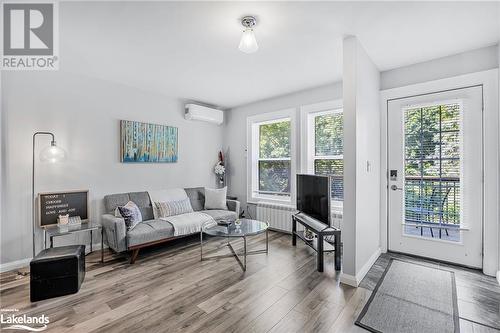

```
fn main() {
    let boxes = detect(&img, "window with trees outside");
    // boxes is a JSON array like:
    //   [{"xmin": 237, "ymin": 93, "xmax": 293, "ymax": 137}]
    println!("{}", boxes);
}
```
[
  {"xmin": 403, "ymin": 103, "xmax": 461, "ymax": 241},
  {"xmin": 257, "ymin": 119, "xmax": 291, "ymax": 197},
  {"xmin": 309, "ymin": 109, "xmax": 344, "ymax": 202},
  {"xmin": 248, "ymin": 111, "xmax": 294, "ymax": 202}
]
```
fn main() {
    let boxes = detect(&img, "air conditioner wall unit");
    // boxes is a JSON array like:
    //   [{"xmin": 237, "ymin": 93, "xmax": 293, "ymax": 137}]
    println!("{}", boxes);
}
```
[{"xmin": 185, "ymin": 104, "xmax": 224, "ymax": 125}]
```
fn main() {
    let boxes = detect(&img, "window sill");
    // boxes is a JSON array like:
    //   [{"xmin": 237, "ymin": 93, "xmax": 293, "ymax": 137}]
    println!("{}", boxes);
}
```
[{"xmin": 248, "ymin": 196, "xmax": 292, "ymax": 206}]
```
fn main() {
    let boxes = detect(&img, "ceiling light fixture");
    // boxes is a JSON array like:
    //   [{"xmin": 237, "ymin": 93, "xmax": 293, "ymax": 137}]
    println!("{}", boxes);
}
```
[{"xmin": 239, "ymin": 16, "xmax": 258, "ymax": 54}]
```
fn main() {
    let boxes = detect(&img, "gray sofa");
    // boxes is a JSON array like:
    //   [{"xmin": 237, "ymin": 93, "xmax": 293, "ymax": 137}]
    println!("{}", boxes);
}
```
[{"xmin": 102, "ymin": 187, "xmax": 240, "ymax": 263}]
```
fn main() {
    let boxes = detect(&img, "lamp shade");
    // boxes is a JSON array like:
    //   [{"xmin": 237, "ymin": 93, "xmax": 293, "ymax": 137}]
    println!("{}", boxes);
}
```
[
  {"xmin": 40, "ymin": 141, "xmax": 66, "ymax": 163},
  {"xmin": 238, "ymin": 28, "xmax": 258, "ymax": 54}
]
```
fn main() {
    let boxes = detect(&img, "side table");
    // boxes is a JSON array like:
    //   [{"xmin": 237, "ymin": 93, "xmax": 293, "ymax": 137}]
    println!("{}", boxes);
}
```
[{"xmin": 44, "ymin": 223, "xmax": 104, "ymax": 263}]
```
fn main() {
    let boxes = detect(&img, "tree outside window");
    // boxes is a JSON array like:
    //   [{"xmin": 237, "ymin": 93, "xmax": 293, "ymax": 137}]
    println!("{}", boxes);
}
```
[
  {"xmin": 404, "ymin": 103, "xmax": 460, "ymax": 227},
  {"xmin": 313, "ymin": 111, "xmax": 343, "ymax": 200},
  {"xmin": 258, "ymin": 120, "xmax": 291, "ymax": 196}
]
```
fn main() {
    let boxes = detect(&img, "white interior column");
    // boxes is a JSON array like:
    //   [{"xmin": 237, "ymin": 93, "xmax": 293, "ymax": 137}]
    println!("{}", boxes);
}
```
[{"xmin": 340, "ymin": 36, "xmax": 382, "ymax": 287}]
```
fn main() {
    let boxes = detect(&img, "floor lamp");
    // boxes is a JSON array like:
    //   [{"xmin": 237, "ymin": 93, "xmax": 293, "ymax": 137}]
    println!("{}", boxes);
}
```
[{"xmin": 32, "ymin": 132, "xmax": 66, "ymax": 258}]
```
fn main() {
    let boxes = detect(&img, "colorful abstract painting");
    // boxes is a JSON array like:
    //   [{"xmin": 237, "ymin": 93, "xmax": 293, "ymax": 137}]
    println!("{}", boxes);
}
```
[{"xmin": 120, "ymin": 120, "xmax": 178, "ymax": 163}]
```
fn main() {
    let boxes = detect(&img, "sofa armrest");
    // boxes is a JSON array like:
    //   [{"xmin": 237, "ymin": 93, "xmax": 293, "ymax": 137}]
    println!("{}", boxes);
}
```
[
  {"xmin": 101, "ymin": 214, "xmax": 127, "ymax": 253},
  {"xmin": 227, "ymin": 199, "xmax": 240, "ymax": 217}
]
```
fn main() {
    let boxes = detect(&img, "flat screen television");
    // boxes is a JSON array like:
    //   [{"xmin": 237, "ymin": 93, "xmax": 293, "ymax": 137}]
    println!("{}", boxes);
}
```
[{"xmin": 296, "ymin": 174, "xmax": 331, "ymax": 226}]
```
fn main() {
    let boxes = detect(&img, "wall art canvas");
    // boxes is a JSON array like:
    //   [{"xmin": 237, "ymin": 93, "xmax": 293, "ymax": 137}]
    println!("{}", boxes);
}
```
[{"xmin": 120, "ymin": 120, "xmax": 178, "ymax": 163}]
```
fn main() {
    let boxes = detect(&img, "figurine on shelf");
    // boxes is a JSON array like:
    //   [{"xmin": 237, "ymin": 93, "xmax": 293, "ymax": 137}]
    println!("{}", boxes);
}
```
[{"xmin": 57, "ymin": 214, "xmax": 69, "ymax": 226}]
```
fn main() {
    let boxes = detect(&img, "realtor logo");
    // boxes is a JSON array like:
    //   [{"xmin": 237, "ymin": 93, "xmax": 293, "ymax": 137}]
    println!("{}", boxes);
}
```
[
  {"xmin": 1, "ymin": 308, "xmax": 49, "ymax": 331},
  {"xmin": 1, "ymin": 2, "xmax": 59, "ymax": 70}
]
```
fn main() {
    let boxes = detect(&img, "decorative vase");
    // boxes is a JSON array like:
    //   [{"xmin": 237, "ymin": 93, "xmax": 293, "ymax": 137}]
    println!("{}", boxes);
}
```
[{"xmin": 304, "ymin": 228, "xmax": 314, "ymax": 241}]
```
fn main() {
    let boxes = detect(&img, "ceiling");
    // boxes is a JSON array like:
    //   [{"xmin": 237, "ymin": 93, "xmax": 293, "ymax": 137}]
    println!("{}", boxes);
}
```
[{"xmin": 60, "ymin": 1, "xmax": 499, "ymax": 108}]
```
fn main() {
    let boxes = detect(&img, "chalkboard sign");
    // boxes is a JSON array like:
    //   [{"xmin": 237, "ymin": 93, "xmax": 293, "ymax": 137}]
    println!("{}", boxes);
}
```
[{"xmin": 38, "ymin": 190, "xmax": 89, "ymax": 227}]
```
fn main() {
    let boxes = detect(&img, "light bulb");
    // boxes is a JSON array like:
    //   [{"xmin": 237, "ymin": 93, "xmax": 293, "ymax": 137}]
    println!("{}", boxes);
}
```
[
  {"xmin": 40, "ymin": 141, "xmax": 66, "ymax": 163},
  {"xmin": 239, "ymin": 28, "xmax": 258, "ymax": 54}
]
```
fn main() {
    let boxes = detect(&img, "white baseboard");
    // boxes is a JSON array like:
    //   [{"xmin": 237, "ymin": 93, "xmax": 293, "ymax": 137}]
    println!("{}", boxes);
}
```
[
  {"xmin": 0, "ymin": 243, "xmax": 108, "ymax": 273},
  {"xmin": 357, "ymin": 247, "xmax": 382, "ymax": 283},
  {"xmin": 0, "ymin": 258, "xmax": 31, "ymax": 273},
  {"xmin": 339, "ymin": 273, "xmax": 358, "ymax": 287},
  {"xmin": 339, "ymin": 247, "xmax": 382, "ymax": 287}
]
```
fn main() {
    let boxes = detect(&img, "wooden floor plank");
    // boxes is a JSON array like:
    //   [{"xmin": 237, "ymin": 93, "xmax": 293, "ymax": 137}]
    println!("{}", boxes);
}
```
[{"xmin": 1, "ymin": 232, "xmax": 498, "ymax": 332}]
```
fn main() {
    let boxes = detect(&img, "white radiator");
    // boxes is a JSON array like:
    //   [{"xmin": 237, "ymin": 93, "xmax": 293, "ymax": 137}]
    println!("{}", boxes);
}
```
[
  {"xmin": 256, "ymin": 202, "xmax": 299, "ymax": 233},
  {"xmin": 256, "ymin": 202, "xmax": 343, "ymax": 233},
  {"xmin": 331, "ymin": 209, "xmax": 343, "ymax": 229}
]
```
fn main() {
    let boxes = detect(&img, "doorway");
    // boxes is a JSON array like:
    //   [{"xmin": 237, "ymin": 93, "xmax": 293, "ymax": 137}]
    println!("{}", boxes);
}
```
[{"xmin": 387, "ymin": 86, "xmax": 483, "ymax": 268}]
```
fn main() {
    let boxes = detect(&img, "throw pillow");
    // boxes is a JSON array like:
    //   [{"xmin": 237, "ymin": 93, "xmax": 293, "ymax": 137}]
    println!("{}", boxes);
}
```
[
  {"xmin": 117, "ymin": 201, "xmax": 143, "ymax": 230},
  {"xmin": 156, "ymin": 198, "xmax": 194, "ymax": 218},
  {"xmin": 204, "ymin": 187, "xmax": 228, "ymax": 210}
]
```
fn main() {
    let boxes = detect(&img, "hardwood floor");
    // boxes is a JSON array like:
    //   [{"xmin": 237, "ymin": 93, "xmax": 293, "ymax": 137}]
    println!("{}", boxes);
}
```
[
  {"xmin": 1, "ymin": 232, "xmax": 499, "ymax": 332},
  {"xmin": 0, "ymin": 232, "xmax": 365, "ymax": 333}
]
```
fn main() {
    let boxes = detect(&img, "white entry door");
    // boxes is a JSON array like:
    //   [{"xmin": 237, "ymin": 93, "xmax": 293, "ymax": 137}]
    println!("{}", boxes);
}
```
[{"xmin": 388, "ymin": 86, "xmax": 483, "ymax": 268}]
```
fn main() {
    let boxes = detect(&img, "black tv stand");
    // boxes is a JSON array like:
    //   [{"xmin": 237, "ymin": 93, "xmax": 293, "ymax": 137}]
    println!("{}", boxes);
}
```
[{"xmin": 292, "ymin": 212, "xmax": 341, "ymax": 272}]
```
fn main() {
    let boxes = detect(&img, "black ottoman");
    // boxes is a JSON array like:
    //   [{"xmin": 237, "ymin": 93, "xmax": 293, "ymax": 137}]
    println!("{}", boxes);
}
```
[{"xmin": 30, "ymin": 245, "xmax": 85, "ymax": 302}]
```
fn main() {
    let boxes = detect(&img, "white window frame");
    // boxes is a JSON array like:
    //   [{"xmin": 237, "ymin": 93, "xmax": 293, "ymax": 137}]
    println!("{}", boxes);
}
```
[
  {"xmin": 300, "ymin": 100, "xmax": 343, "ymax": 209},
  {"xmin": 247, "ymin": 108, "xmax": 296, "ymax": 204}
]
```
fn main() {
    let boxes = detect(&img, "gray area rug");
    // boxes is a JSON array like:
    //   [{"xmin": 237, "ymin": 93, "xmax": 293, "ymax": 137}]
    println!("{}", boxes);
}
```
[{"xmin": 356, "ymin": 259, "xmax": 459, "ymax": 333}]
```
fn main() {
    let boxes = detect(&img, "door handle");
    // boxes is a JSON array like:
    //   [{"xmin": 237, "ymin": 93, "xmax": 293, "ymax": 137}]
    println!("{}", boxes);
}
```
[{"xmin": 390, "ymin": 185, "xmax": 403, "ymax": 191}]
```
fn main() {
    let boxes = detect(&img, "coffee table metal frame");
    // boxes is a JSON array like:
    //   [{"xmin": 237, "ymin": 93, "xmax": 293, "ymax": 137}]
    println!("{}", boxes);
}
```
[{"xmin": 200, "ymin": 220, "xmax": 269, "ymax": 271}]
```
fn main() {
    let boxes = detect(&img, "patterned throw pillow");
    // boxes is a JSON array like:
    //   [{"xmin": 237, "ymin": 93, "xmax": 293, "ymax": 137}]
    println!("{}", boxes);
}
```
[
  {"xmin": 156, "ymin": 198, "xmax": 194, "ymax": 218},
  {"xmin": 117, "ymin": 201, "xmax": 143, "ymax": 230}
]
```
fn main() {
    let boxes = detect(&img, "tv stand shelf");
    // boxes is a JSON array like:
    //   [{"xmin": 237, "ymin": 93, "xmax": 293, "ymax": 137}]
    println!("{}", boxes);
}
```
[
  {"xmin": 294, "ymin": 232, "xmax": 336, "ymax": 252},
  {"xmin": 292, "ymin": 212, "xmax": 341, "ymax": 272}
]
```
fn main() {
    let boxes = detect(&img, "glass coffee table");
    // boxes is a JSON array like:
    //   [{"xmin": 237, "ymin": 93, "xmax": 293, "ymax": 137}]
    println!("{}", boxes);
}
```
[{"xmin": 200, "ymin": 219, "xmax": 269, "ymax": 271}]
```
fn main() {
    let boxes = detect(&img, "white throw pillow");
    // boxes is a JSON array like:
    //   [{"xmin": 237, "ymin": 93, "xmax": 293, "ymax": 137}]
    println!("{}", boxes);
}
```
[
  {"xmin": 204, "ymin": 187, "xmax": 228, "ymax": 210},
  {"xmin": 156, "ymin": 198, "xmax": 194, "ymax": 218},
  {"xmin": 148, "ymin": 189, "xmax": 188, "ymax": 219}
]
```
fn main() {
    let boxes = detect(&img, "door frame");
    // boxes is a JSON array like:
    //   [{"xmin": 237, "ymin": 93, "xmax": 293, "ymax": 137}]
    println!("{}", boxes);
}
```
[
  {"xmin": 387, "ymin": 88, "xmax": 483, "ymax": 268},
  {"xmin": 380, "ymin": 69, "xmax": 499, "ymax": 276}
]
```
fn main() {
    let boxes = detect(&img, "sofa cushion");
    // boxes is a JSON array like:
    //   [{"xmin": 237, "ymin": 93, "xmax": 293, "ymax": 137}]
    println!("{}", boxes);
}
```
[
  {"xmin": 126, "ymin": 219, "xmax": 175, "ymax": 247},
  {"xmin": 184, "ymin": 187, "xmax": 205, "ymax": 211},
  {"xmin": 104, "ymin": 191, "xmax": 153, "ymax": 220},
  {"xmin": 201, "ymin": 210, "xmax": 237, "ymax": 221},
  {"xmin": 104, "ymin": 193, "xmax": 130, "ymax": 213},
  {"xmin": 161, "ymin": 212, "xmax": 215, "ymax": 236},
  {"xmin": 129, "ymin": 192, "xmax": 154, "ymax": 220}
]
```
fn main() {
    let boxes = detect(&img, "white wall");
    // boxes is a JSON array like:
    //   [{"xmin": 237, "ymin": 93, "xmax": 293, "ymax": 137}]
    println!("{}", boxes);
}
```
[
  {"xmin": 381, "ymin": 45, "xmax": 498, "ymax": 90},
  {"xmin": 497, "ymin": 43, "xmax": 500, "ymax": 284},
  {"xmin": 340, "ymin": 36, "xmax": 381, "ymax": 286},
  {"xmin": 1, "ymin": 71, "xmax": 223, "ymax": 266},
  {"xmin": 0, "ymin": 71, "xmax": 3, "ymax": 263},
  {"xmin": 224, "ymin": 82, "xmax": 343, "ymax": 212}
]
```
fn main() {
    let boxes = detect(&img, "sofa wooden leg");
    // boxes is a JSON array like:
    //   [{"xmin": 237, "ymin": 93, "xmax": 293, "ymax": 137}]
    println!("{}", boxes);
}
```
[{"xmin": 130, "ymin": 249, "xmax": 140, "ymax": 264}]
